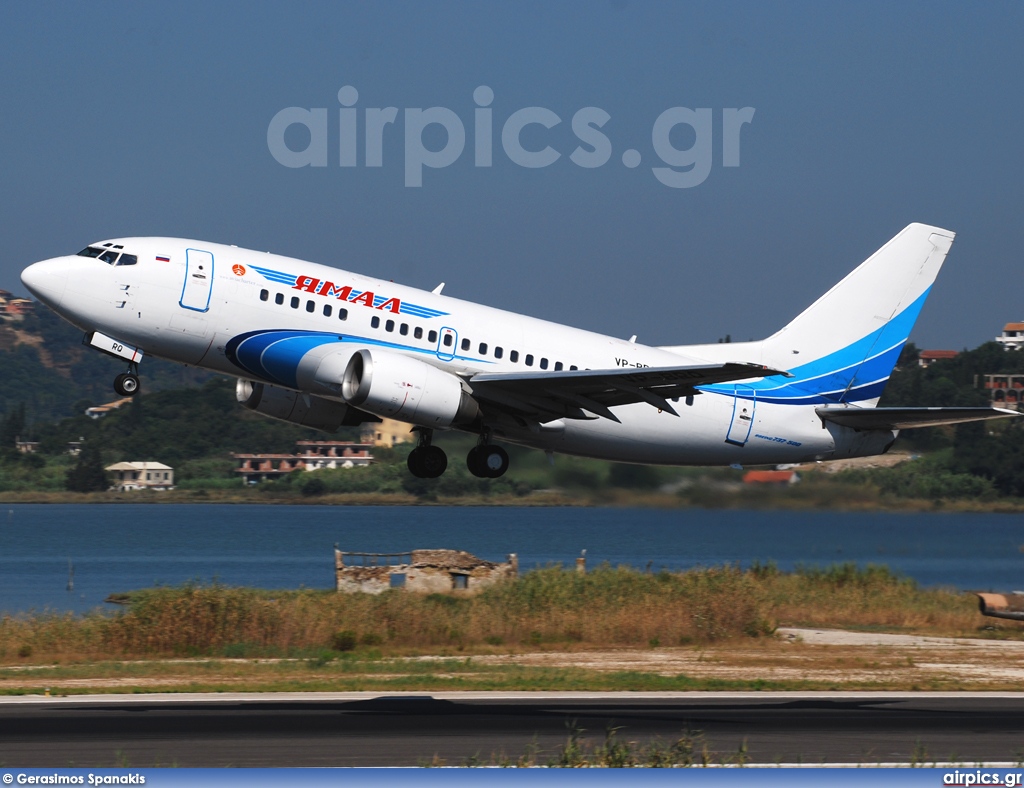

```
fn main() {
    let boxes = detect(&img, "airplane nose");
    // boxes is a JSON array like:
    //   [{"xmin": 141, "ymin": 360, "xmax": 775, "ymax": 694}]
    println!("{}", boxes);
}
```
[{"xmin": 21, "ymin": 259, "xmax": 69, "ymax": 309}]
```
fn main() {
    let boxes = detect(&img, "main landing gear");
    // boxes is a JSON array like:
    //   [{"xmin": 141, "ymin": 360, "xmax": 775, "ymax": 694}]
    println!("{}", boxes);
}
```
[
  {"xmin": 406, "ymin": 430, "xmax": 511, "ymax": 479},
  {"xmin": 467, "ymin": 442, "xmax": 509, "ymax": 479},
  {"xmin": 407, "ymin": 430, "xmax": 448, "ymax": 479},
  {"xmin": 113, "ymin": 363, "xmax": 141, "ymax": 397}
]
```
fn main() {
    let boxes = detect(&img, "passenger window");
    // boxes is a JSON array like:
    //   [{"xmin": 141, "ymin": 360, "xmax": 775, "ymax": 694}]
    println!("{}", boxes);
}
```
[
  {"xmin": 510, "ymin": 350, "xmax": 519, "ymax": 362},
  {"xmin": 570, "ymin": 365, "xmax": 578, "ymax": 371},
  {"xmin": 443, "ymin": 334, "xmax": 453, "ymax": 347},
  {"xmin": 479, "ymin": 342, "xmax": 488, "ymax": 355},
  {"xmin": 338, "ymin": 308, "xmax": 348, "ymax": 321},
  {"xmin": 306, "ymin": 300, "xmax": 315, "ymax": 313},
  {"xmin": 414, "ymin": 327, "xmax": 423, "ymax": 339},
  {"xmin": 428, "ymin": 330, "xmax": 438, "ymax": 342},
  {"xmin": 323, "ymin": 304, "xmax": 332, "ymax": 317},
  {"xmin": 554, "ymin": 362, "xmax": 563, "ymax": 371},
  {"xmin": 461, "ymin": 338, "xmax": 470, "ymax": 351},
  {"xmin": 260, "ymin": 290, "xmax": 269, "ymax": 301},
  {"xmin": 99, "ymin": 250, "xmax": 119, "ymax": 265},
  {"xmin": 371, "ymin": 316, "xmax": 380, "ymax": 329},
  {"xmin": 525, "ymin": 354, "xmax": 534, "ymax": 367},
  {"xmin": 290, "ymin": 296, "xmax": 300, "ymax": 308},
  {"xmin": 540, "ymin": 358, "xmax": 549, "ymax": 369},
  {"xmin": 76, "ymin": 247, "xmax": 104, "ymax": 258},
  {"xmin": 385, "ymin": 319, "xmax": 395, "ymax": 332},
  {"xmin": 117, "ymin": 254, "xmax": 137, "ymax": 266},
  {"xmin": 494, "ymin": 347, "xmax": 503, "ymax": 359},
  {"xmin": 275, "ymin": 293, "xmax": 284, "ymax": 305},
  {"xmin": 400, "ymin": 323, "xmax": 409, "ymax": 335}
]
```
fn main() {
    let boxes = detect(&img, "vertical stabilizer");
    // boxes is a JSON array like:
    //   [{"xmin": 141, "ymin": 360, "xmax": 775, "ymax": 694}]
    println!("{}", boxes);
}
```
[{"xmin": 751, "ymin": 223, "xmax": 955, "ymax": 405}]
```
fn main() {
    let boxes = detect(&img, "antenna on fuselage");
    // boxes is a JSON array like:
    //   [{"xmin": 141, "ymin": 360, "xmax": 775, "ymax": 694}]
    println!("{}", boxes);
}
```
[{"xmin": 432, "ymin": 283, "xmax": 445, "ymax": 295}]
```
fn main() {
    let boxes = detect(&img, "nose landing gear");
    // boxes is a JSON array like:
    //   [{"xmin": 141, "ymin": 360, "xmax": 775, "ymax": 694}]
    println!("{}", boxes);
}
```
[{"xmin": 113, "ymin": 363, "xmax": 141, "ymax": 397}]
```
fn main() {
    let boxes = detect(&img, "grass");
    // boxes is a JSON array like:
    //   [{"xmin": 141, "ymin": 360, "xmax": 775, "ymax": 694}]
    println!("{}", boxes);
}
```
[
  {"xmin": 0, "ymin": 658, "xmax": 833, "ymax": 695},
  {"xmin": 0, "ymin": 563, "xmax": 1013, "ymax": 666},
  {"xmin": 0, "ymin": 563, "xmax": 1018, "ymax": 694}
]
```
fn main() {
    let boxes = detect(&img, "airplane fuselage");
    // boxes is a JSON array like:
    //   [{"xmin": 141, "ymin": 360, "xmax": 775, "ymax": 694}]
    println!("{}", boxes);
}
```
[{"xmin": 21, "ymin": 236, "xmax": 894, "ymax": 469}]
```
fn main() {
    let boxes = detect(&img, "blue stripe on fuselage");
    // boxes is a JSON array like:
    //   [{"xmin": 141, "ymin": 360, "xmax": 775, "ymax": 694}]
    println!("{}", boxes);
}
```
[{"xmin": 224, "ymin": 329, "xmax": 491, "ymax": 389}]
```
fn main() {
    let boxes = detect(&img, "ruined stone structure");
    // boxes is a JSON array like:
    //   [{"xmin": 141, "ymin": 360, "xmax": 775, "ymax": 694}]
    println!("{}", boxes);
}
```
[{"xmin": 334, "ymin": 548, "xmax": 517, "ymax": 595}]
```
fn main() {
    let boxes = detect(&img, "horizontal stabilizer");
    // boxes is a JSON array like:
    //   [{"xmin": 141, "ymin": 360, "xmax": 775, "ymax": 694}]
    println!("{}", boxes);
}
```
[{"xmin": 816, "ymin": 406, "xmax": 1020, "ymax": 431}]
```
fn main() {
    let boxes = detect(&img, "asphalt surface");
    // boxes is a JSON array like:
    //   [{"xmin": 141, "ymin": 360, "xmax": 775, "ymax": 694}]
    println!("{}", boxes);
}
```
[{"xmin": 1, "ymin": 692, "xmax": 1023, "ymax": 767}]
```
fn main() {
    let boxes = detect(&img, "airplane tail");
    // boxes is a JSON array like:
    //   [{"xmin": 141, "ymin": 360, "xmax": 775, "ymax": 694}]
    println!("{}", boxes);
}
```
[
  {"xmin": 675, "ymin": 223, "xmax": 956, "ymax": 406},
  {"xmin": 756, "ymin": 222, "xmax": 955, "ymax": 405}
]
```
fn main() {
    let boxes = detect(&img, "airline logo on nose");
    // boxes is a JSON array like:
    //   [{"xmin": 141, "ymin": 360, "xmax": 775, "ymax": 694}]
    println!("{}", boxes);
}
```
[{"xmin": 232, "ymin": 264, "xmax": 247, "ymax": 276}]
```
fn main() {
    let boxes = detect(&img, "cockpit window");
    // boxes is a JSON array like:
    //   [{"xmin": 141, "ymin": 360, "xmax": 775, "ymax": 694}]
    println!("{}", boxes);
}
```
[
  {"xmin": 116, "ymin": 254, "xmax": 137, "ymax": 266},
  {"xmin": 99, "ymin": 250, "xmax": 120, "ymax": 264},
  {"xmin": 77, "ymin": 247, "xmax": 104, "ymax": 258}
]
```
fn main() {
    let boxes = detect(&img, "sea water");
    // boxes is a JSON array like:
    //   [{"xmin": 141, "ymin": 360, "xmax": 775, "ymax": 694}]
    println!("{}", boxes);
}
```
[{"xmin": 0, "ymin": 504, "xmax": 1022, "ymax": 614}]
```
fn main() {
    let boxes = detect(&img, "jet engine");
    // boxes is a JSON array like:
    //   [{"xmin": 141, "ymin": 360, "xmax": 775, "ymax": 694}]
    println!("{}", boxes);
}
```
[
  {"xmin": 236, "ymin": 379, "xmax": 375, "ymax": 432},
  {"xmin": 341, "ymin": 348, "xmax": 479, "ymax": 429}
]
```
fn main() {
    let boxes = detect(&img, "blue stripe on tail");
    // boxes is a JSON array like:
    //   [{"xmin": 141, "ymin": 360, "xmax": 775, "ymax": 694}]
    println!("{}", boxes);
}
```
[{"xmin": 703, "ymin": 287, "xmax": 930, "ymax": 405}]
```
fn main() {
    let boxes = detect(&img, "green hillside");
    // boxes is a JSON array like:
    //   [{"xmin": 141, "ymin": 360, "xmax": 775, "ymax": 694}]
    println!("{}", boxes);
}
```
[{"xmin": 0, "ymin": 306, "xmax": 210, "ymax": 424}]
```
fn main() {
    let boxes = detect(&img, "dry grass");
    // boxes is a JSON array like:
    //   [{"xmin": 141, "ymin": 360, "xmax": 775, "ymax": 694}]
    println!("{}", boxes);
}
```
[{"xmin": 0, "ymin": 563, "xmax": 1011, "ymax": 667}]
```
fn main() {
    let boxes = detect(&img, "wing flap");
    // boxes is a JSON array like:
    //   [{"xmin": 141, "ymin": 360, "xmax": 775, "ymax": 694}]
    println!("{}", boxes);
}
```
[
  {"xmin": 816, "ymin": 406, "xmax": 1020, "ymax": 431},
  {"xmin": 470, "ymin": 363, "xmax": 788, "ymax": 422}
]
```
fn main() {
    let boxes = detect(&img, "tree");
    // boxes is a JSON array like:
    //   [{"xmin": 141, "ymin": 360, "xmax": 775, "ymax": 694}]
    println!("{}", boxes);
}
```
[
  {"xmin": 0, "ymin": 403, "xmax": 26, "ymax": 448},
  {"xmin": 65, "ymin": 443, "xmax": 109, "ymax": 492}
]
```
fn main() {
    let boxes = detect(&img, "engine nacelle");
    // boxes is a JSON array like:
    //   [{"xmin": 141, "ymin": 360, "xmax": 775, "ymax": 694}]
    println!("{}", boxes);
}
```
[
  {"xmin": 294, "ymin": 345, "xmax": 364, "ymax": 399},
  {"xmin": 341, "ymin": 348, "xmax": 479, "ymax": 429},
  {"xmin": 236, "ymin": 379, "xmax": 374, "ymax": 432}
]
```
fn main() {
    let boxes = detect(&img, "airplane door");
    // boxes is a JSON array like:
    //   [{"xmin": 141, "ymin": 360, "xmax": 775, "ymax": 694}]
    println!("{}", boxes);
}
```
[
  {"xmin": 180, "ymin": 249, "xmax": 214, "ymax": 312},
  {"xmin": 725, "ymin": 388, "xmax": 756, "ymax": 446},
  {"xmin": 436, "ymin": 327, "xmax": 457, "ymax": 362}
]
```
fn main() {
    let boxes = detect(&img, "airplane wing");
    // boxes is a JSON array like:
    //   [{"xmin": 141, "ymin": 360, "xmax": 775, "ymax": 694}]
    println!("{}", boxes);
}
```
[
  {"xmin": 816, "ymin": 406, "xmax": 1020, "ymax": 431},
  {"xmin": 469, "ymin": 363, "xmax": 788, "ymax": 423}
]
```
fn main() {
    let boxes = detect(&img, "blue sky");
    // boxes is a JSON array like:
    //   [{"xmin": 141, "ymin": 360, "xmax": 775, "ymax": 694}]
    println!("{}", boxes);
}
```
[{"xmin": 2, "ymin": 1, "xmax": 1022, "ymax": 349}]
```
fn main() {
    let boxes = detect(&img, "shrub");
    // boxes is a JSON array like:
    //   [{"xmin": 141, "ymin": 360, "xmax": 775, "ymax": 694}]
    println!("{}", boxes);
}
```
[
  {"xmin": 331, "ymin": 630, "xmax": 357, "ymax": 652},
  {"xmin": 300, "ymin": 476, "xmax": 327, "ymax": 497}
]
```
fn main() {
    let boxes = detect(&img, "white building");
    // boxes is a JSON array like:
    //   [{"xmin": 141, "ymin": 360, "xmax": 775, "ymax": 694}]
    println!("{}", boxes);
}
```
[
  {"xmin": 996, "ymin": 322, "xmax": 1024, "ymax": 351},
  {"xmin": 233, "ymin": 440, "xmax": 373, "ymax": 483},
  {"xmin": 106, "ymin": 461, "xmax": 175, "ymax": 491}
]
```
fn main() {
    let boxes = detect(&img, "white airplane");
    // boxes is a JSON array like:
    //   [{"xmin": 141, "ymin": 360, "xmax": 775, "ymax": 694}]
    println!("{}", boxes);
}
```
[{"xmin": 19, "ymin": 223, "xmax": 1015, "ymax": 478}]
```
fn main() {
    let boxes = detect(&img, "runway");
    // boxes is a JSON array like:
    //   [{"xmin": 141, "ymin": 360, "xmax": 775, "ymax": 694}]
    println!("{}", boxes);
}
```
[{"xmin": 1, "ymin": 692, "xmax": 1023, "ymax": 767}]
